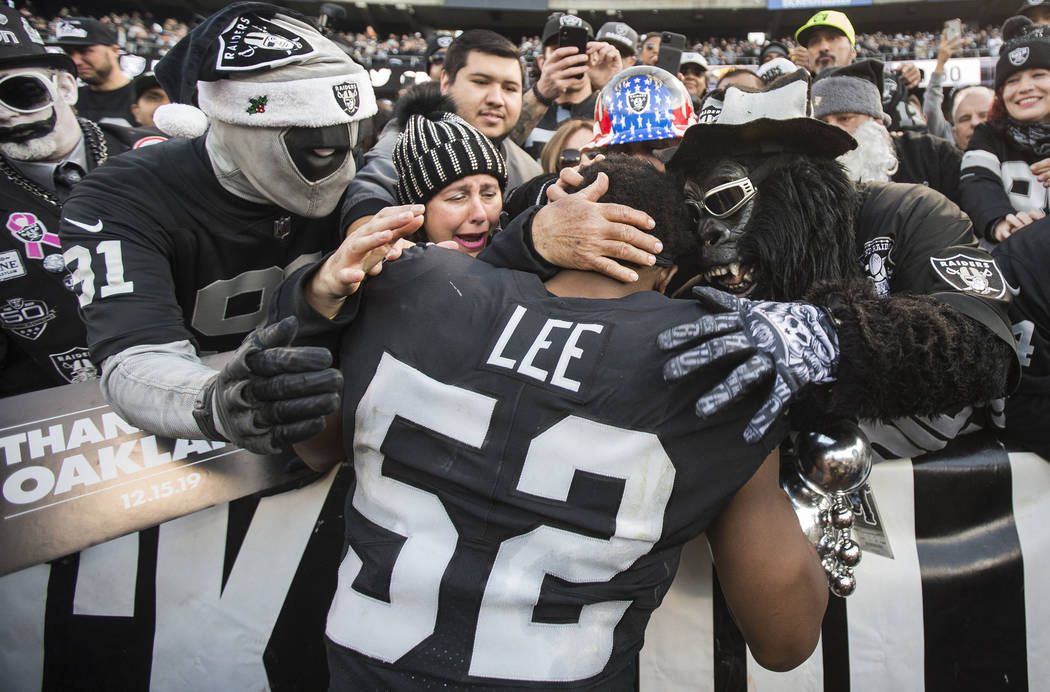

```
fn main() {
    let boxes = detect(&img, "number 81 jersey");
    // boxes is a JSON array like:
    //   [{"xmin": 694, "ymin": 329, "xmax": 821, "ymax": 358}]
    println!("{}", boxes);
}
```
[{"xmin": 319, "ymin": 247, "xmax": 785, "ymax": 690}]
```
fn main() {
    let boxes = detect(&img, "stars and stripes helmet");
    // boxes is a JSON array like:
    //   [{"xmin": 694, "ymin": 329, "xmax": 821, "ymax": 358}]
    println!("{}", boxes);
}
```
[{"xmin": 589, "ymin": 66, "xmax": 696, "ymax": 149}]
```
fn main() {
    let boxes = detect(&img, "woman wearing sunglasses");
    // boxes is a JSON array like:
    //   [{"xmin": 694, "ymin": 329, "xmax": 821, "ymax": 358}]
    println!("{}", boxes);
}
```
[{"xmin": 392, "ymin": 87, "xmax": 507, "ymax": 257}]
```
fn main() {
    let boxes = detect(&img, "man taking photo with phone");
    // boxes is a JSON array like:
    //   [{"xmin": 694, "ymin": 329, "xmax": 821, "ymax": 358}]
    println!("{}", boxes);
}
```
[{"xmin": 514, "ymin": 13, "xmax": 622, "ymax": 158}]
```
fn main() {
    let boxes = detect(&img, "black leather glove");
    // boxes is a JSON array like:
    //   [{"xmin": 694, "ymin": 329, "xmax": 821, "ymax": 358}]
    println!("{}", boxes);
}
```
[
  {"xmin": 658, "ymin": 287, "xmax": 840, "ymax": 443},
  {"xmin": 193, "ymin": 316, "xmax": 342, "ymax": 454}
]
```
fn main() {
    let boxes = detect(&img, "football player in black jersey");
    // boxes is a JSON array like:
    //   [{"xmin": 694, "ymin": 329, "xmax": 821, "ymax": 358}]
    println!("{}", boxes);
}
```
[{"xmin": 265, "ymin": 156, "xmax": 829, "ymax": 688}]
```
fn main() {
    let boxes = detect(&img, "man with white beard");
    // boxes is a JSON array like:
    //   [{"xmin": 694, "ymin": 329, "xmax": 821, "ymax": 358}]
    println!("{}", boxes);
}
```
[
  {"xmin": 812, "ymin": 60, "xmax": 963, "ymax": 205},
  {"xmin": 0, "ymin": 6, "xmax": 161, "ymax": 395}
]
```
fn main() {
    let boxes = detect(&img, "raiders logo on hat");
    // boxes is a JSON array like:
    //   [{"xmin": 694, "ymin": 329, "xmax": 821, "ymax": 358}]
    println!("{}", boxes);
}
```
[
  {"xmin": 333, "ymin": 82, "xmax": 360, "ymax": 116},
  {"xmin": 561, "ymin": 15, "xmax": 583, "ymax": 27},
  {"xmin": 627, "ymin": 91, "xmax": 649, "ymax": 113},
  {"xmin": 216, "ymin": 14, "xmax": 314, "ymax": 71},
  {"xmin": 437, "ymin": 35, "xmax": 453, "ymax": 49},
  {"xmin": 930, "ymin": 254, "xmax": 1006, "ymax": 299},
  {"xmin": 1010, "ymin": 46, "xmax": 1030, "ymax": 66}
]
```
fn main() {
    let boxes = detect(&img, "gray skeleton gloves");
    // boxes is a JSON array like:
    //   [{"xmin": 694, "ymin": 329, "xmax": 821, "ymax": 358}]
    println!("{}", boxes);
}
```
[
  {"xmin": 659, "ymin": 287, "xmax": 840, "ymax": 443},
  {"xmin": 193, "ymin": 317, "xmax": 343, "ymax": 454}
]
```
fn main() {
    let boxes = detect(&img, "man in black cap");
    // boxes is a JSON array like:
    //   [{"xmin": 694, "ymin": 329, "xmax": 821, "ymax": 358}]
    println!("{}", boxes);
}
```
[
  {"xmin": 0, "ymin": 6, "xmax": 162, "ymax": 396},
  {"xmin": 128, "ymin": 71, "xmax": 169, "ymax": 128},
  {"xmin": 515, "ymin": 13, "xmax": 622, "ymax": 159},
  {"xmin": 759, "ymin": 41, "xmax": 789, "ymax": 65},
  {"xmin": 424, "ymin": 32, "xmax": 453, "ymax": 82},
  {"xmin": 596, "ymin": 21, "xmax": 638, "ymax": 67},
  {"xmin": 48, "ymin": 17, "xmax": 135, "ymax": 127}
]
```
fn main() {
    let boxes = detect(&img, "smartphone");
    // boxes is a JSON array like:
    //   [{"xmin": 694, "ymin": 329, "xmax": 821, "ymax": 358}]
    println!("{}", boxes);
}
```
[
  {"xmin": 558, "ymin": 25, "xmax": 589, "ymax": 56},
  {"xmin": 558, "ymin": 25, "xmax": 589, "ymax": 79},
  {"xmin": 944, "ymin": 18, "xmax": 962, "ymax": 41},
  {"xmin": 656, "ymin": 32, "xmax": 687, "ymax": 75}
]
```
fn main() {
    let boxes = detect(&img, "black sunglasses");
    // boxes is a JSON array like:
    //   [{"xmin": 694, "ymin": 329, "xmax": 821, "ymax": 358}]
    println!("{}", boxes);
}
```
[{"xmin": 557, "ymin": 148, "xmax": 600, "ymax": 170}]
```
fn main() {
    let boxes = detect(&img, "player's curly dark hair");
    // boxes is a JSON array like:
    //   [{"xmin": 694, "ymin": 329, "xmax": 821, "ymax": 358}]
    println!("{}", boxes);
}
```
[{"xmin": 567, "ymin": 154, "xmax": 695, "ymax": 261}]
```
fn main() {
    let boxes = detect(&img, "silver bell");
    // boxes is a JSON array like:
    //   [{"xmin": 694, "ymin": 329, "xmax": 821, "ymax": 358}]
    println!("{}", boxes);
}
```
[{"xmin": 795, "ymin": 420, "xmax": 873, "ymax": 495}]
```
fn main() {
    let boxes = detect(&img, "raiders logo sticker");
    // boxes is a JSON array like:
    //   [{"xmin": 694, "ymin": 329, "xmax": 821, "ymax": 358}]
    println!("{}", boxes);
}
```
[
  {"xmin": 0, "ymin": 250, "xmax": 25, "ymax": 282},
  {"xmin": 48, "ymin": 346, "xmax": 98, "ymax": 383},
  {"xmin": 861, "ymin": 236, "xmax": 895, "ymax": 297},
  {"xmin": 332, "ymin": 82, "xmax": 360, "ymax": 117},
  {"xmin": 1, "ymin": 297, "xmax": 56, "ymax": 340},
  {"xmin": 627, "ymin": 91, "xmax": 649, "ymax": 113},
  {"xmin": 930, "ymin": 254, "xmax": 1007, "ymax": 299},
  {"xmin": 1010, "ymin": 46, "xmax": 1030, "ymax": 67},
  {"xmin": 216, "ymin": 14, "xmax": 314, "ymax": 72}
]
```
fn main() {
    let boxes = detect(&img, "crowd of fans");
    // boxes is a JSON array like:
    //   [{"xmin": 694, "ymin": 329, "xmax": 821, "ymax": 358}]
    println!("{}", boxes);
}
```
[{"xmin": 13, "ymin": 5, "xmax": 1006, "ymax": 66}]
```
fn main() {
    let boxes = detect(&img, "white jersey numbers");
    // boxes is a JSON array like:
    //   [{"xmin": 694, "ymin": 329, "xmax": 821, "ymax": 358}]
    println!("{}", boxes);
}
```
[{"xmin": 326, "ymin": 353, "xmax": 676, "ymax": 683}]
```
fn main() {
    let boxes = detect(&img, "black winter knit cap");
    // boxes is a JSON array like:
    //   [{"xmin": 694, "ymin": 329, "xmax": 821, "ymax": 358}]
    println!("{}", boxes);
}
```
[
  {"xmin": 996, "ymin": 16, "xmax": 1050, "ymax": 91},
  {"xmin": 393, "ymin": 84, "xmax": 507, "ymax": 206}
]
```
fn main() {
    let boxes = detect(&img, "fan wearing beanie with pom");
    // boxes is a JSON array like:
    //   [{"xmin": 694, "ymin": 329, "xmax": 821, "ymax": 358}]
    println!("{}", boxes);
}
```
[
  {"xmin": 392, "ymin": 85, "xmax": 507, "ymax": 256},
  {"xmin": 960, "ymin": 14, "xmax": 1050, "ymax": 242},
  {"xmin": 57, "ymin": 3, "xmax": 422, "ymax": 454}
]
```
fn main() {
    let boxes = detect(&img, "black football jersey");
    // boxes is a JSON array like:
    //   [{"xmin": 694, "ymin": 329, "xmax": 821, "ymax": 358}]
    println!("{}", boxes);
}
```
[
  {"xmin": 58, "ymin": 136, "xmax": 344, "ymax": 364},
  {"xmin": 992, "ymin": 226, "xmax": 1050, "ymax": 458},
  {"xmin": 283, "ymin": 246, "xmax": 785, "ymax": 690},
  {"xmin": 0, "ymin": 124, "xmax": 164, "ymax": 395}
]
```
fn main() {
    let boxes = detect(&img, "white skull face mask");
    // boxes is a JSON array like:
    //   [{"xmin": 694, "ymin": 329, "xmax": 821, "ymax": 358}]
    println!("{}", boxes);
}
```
[{"xmin": 207, "ymin": 119, "xmax": 358, "ymax": 217}]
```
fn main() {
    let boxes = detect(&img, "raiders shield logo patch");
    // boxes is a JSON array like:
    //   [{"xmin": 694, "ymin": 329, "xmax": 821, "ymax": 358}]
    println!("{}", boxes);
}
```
[
  {"xmin": 627, "ymin": 91, "xmax": 649, "ymax": 114},
  {"xmin": 332, "ymin": 82, "xmax": 360, "ymax": 117},
  {"xmin": 49, "ymin": 346, "xmax": 98, "ymax": 383},
  {"xmin": 1010, "ymin": 46, "xmax": 1030, "ymax": 67},
  {"xmin": 216, "ymin": 14, "xmax": 314, "ymax": 72},
  {"xmin": 861, "ymin": 236, "xmax": 895, "ymax": 297},
  {"xmin": 930, "ymin": 254, "xmax": 1007, "ymax": 300},
  {"xmin": 1, "ymin": 297, "xmax": 56, "ymax": 340}
]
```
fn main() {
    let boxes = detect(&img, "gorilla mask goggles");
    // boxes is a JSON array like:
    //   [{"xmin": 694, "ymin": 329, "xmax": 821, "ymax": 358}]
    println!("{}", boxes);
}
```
[
  {"xmin": 687, "ymin": 177, "xmax": 757, "ymax": 219},
  {"xmin": 0, "ymin": 73, "xmax": 59, "ymax": 114}
]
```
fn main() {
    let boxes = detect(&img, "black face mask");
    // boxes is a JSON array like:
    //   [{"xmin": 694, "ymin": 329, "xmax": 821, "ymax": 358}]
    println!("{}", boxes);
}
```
[{"xmin": 283, "ymin": 124, "xmax": 352, "ymax": 182}]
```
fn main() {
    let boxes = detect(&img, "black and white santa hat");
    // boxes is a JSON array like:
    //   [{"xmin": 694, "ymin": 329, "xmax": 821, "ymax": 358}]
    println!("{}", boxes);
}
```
[
  {"xmin": 153, "ymin": 2, "xmax": 376, "ymax": 137},
  {"xmin": 996, "ymin": 15, "xmax": 1050, "ymax": 91},
  {"xmin": 392, "ymin": 83, "xmax": 507, "ymax": 206}
]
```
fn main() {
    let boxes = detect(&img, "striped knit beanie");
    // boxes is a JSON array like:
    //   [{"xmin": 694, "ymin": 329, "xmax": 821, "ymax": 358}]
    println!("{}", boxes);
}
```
[{"xmin": 393, "ymin": 83, "xmax": 507, "ymax": 206}]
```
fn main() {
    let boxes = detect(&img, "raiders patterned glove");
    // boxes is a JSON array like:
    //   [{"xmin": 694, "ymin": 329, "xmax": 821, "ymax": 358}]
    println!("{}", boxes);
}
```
[
  {"xmin": 193, "ymin": 316, "xmax": 343, "ymax": 455},
  {"xmin": 658, "ymin": 287, "xmax": 840, "ymax": 443}
]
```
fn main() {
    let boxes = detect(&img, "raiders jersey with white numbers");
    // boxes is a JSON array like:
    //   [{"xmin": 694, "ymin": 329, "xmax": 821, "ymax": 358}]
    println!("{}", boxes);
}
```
[
  {"xmin": 58, "ymin": 136, "xmax": 343, "ymax": 364},
  {"xmin": 273, "ymin": 245, "xmax": 785, "ymax": 690},
  {"xmin": 959, "ymin": 123, "xmax": 1047, "ymax": 242},
  {"xmin": 992, "ymin": 224, "xmax": 1050, "ymax": 459}
]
